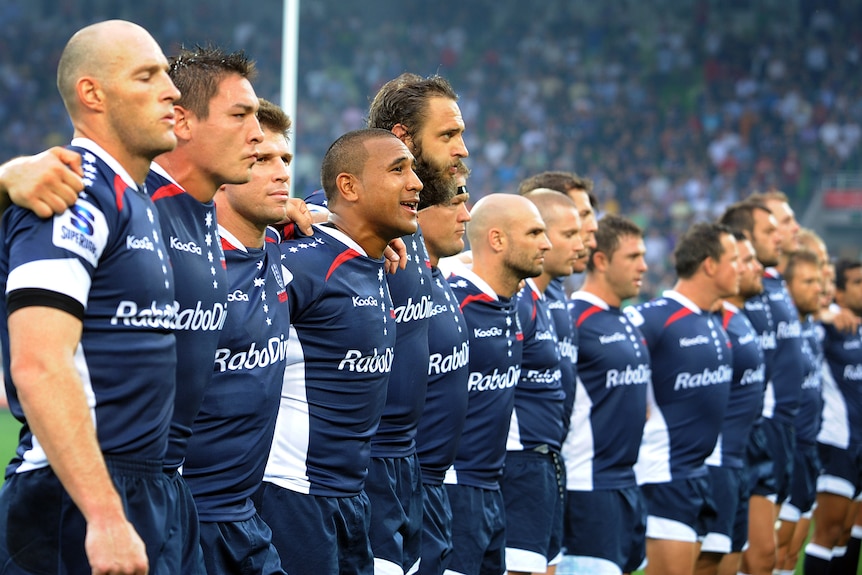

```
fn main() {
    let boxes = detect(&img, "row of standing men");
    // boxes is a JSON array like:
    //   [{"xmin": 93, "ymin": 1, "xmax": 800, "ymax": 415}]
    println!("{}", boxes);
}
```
[{"xmin": 0, "ymin": 20, "xmax": 861, "ymax": 575}]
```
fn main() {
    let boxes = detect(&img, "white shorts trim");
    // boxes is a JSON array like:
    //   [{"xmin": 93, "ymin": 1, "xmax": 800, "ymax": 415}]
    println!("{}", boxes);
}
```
[
  {"xmin": 646, "ymin": 515, "xmax": 697, "ymax": 542},
  {"xmin": 505, "ymin": 547, "xmax": 547, "ymax": 572},
  {"xmin": 557, "ymin": 555, "xmax": 622, "ymax": 574},
  {"xmin": 778, "ymin": 501, "xmax": 801, "ymax": 522},
  {"xmin": 817, "ymin": 474, "xmax": 855, "ymax": 499},
  {"xmin": 373, "ymin": 557, "xmax": 404, "ymax": 575},
  {"xmin": 700, "ymin": 532, "xmax": 732, "ymax": 554}
]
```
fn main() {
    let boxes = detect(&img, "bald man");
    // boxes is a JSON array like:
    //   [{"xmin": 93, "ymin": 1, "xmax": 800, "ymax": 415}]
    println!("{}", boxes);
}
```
[
  {"xmin": 0, "ymin": 20, "xmax": 180, "ymax": 575},
  {"xmin": 503, "ymin": 190, "xmax": 584, "ymax": 575},
  {"xmin": 438, "ymin": 193, "xmax": 551, "ymax": 575}
]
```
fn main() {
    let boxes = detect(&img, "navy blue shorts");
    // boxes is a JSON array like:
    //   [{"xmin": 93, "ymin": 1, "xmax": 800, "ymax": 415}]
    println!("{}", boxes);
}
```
[
  {"xmin": 817, "ymin": 442, "xmax": 862, "ymax": 500},
  {"xmin": 0, "ymin": 458, "xmax": 178, "ymax": 574},
  {"xmin": 562, "ymin": 486, "xmax": 646, "ymax": 573},
  {"xmin": 701, "ymin": 466, "xmax": 750, "ymax": 553},
  {"xmin": 419, "ymin": 483, "xmax": 452, "ymax": 575},
  {"xmin": 779, "ymin": 441, "xmax": 820, "ymax": 521},
  {"xmin": 199, "ymin": 514, "xmax": 285, "ymax": 575},
  {"xmin": 641, "ymin": 475, "xmax": 717, "ymax": 542},
  {"xmin": 445, "ymin": 483, "xmax": 506, "ymax": 575},
  {"xmin": 501, "ymin": 450, "xmax": 564, "ymax": 572},
  {"xmin": 745, "ymin": 420, "xmax": 776, "ymax": 497},
  {"xmin": 366, "ymin": 454, "xmax": 423, "ymax": 574},
  {"xmin": 256, "ymin": 482, "xmax": 373, "ymax": 575},
  {"xmin": 164, "ymin": 469, "xmax": 206, "ymax": 575},
  {"xmin": 748, "ymin": 418, "xmax": 794, "ymax": 503}
]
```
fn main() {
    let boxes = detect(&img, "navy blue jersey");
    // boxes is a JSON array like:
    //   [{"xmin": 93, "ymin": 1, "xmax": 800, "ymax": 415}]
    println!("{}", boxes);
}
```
[
  {"xmin": 626, "ymin": 291, "xmax": 732, "ymax": 483},
  {"xmin": 741, "ymin": 294, "xmax": 775, "ymax": 417},
  {"xmin": 705, "ymin": 302, "xmax": 765, "ymax": 469},
  {"xmin": 372, "ymin": 229, "xmax": 434, "ymax": 457},
  {"xmin": 563, "ymin": 291, "xmax": 649, "ymax": 490},
  {"xmin": 148, "ymin": 163, "xmax": 228, "ymax": 470},
  {"xmin": 264, "ymin": 224, "xmax": 396, "ymax": 497},
  {"xmin": 415, "ymin": 267, "xmax": 470, "ymax": 484},
  {"xmin": 793, "ymin": 317, "xmax": 823, "ymax": 445},
  {"xmin": 444, "ymin": 269, "xmax": 523, "ymax": 490},
  {"xmin": 544, "ymin": 278, "xmax": 578, "ymax": 438},
  {"xmin": 181, "ymin": 227, "xmax": 290, "ymax": 522},
  {"xmin": 1, "ymin": 139, "xmax": 176, "ymax": 474},
  {"xmin": 817, "ymin": 321, "xmax": 862, "ymax": 448},
  {"xmin": 508, "ymin": 279, "xmax": 565, "ymax": 452},
  {"xmin": 756, "ymin": 270, "xmax": 806, "ymax": 424}
]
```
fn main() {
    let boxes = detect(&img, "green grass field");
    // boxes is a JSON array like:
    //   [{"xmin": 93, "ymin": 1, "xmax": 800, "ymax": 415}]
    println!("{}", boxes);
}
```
[{"xmin": 0, "ymin": 409, "xmax": 18, "ymax": 485}]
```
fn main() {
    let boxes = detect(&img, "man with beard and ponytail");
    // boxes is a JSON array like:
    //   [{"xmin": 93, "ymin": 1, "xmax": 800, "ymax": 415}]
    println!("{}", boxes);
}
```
[
  {"xmin": 257, "ymin": 128, "xmax": 423, "ymax": 575},
  {"xmin": 414, "ymin": 165, "xmax": 471, "ymax": 575},
  {"xmin": 438, "ymin": 193, "xmax": 551, "ymax": 575},
  {"xmin": 696, "ymin": 232, "xmax": 766, "ymax": 575},
  {"xmin": 364, "ymin": 72, "xmax": 469, "ymax": 575}
]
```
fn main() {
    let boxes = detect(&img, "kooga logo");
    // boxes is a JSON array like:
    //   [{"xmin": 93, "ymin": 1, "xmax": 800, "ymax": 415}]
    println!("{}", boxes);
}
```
[
  {"xmin": 474, "ymin": 326, "xmax": 503, "ymax": 338},
  {"xmin": 170, "ymin": 236, "xmax": 202, "ymax": 255}
]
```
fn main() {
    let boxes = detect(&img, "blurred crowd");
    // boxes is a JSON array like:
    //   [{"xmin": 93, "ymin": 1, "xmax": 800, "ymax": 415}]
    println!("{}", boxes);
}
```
[{"xmin": 1, "ymin": 0, "xmax": 860, "ymax": 298}]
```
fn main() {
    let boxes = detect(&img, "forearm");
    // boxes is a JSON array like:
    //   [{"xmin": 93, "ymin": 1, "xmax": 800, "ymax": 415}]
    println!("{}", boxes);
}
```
[{"xmin": 8, "ymin": 308, "xmax": 126, "ymax": 524}]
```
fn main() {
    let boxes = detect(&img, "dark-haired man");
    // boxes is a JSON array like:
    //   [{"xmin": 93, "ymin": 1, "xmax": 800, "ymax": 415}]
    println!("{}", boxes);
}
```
[
  {"xmin": 626, "ymin": 222, "xmax": 738, "ymax": 575},
  {"xmin": 561, "ymin": 214, "xmax": 650, "ymax": 575},
  {"xmin": 181, "ymin": 99, "xmax": 294, "ymax": 575},
  {"xmin": 258, "ymin": 128, "xmax": 422, "ymax": 575}
]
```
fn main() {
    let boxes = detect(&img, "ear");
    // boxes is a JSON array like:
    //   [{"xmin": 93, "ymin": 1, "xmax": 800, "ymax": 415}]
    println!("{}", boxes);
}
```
[
  {"xmin": 172, "ymin": 106, "xmax": 193, "ymax": 141},
  {"xmin": 391, "ymin": 124, "xmax": 412, "ymax": 147},
  {"xmin": 488, "ymin": 227, "xmax": 505, "ymax": 253},
  {"xmin": 77, "ymin": 77, "xmax": 105, "ymax": 112},
  {"xmin": 592, "ymin": 250, "xmax": 609, "ymax": 273},
  {"xmin": 336, "ymin": 173, "xmax": 360, "ymax": 203},
  {"xmin": 702, "ymin": 256, "xmax": 718, "ymax": 277}
]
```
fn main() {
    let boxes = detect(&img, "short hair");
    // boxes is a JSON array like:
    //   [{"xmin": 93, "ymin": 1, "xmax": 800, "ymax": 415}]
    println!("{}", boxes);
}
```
[
  {"xmin": 587, "ymin": 214, "xmax": 642, "ymax": 272},
  {"xmin": 747, "ymin": 189, "xmax": 790, "ymax": 205},
  {"xmin": 834, "ymin": 258, "xmax": 862, "ymax": 291},
  {"xmin": 673, "ymin": 222, "xmax": 734, "ymax": 279},
  {"xmin": 257, "ymin": 98, "xmax": 291, "ymax": 138},
  {"xmin": 320, "ymin": 128, "xmax": 397, "ymax": 205},
  {"xmin": 523, "ymin": 188, "xmax": 577, "ymax": 226},
  {"xmin": 784, "ymin": 249, "xmax": 821, "ymax": 284},
  {"xmin": 517, "ymin": 170, "xmax": 597, "ymax": 209},
  {"xmin": 717, "ymin": 201, "xmax": 772, "ymax": 237},
  {"xmin": 367, "ymin": 73, "xmax": 458, "ymax": 138},
  {"xmin": 169, "ymin": 45, "xmax": 257, "ymax": 119},
  {"xmin": 797, "ymin": 228, "xmax": 826, "ymax": 261}
]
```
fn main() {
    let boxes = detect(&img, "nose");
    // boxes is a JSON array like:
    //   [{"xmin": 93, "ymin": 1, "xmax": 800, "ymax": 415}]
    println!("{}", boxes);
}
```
[
  {"xmin": 458, "ymin": 203, "xmax": 471, "ymax": 222},
  {"xmin": 163, "ymin": 74, "xmax": 181, "ymax": 102},
  {"xmin": 453, "ymin": 134, "xmax": 469, "ymax": 158},
  {"xmin": 408, "ymin": 168, "xmax": 423, "ymax": 192},
  {"xmin": 249, "ymin": 116, "xmax": 264, "ymax": 145}
]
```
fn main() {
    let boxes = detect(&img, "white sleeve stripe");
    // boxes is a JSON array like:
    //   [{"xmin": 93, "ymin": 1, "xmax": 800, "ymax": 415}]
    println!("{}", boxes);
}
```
[{"xmin": 6, "ymin": 259, "xmax": 91, "ymax": 307}]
